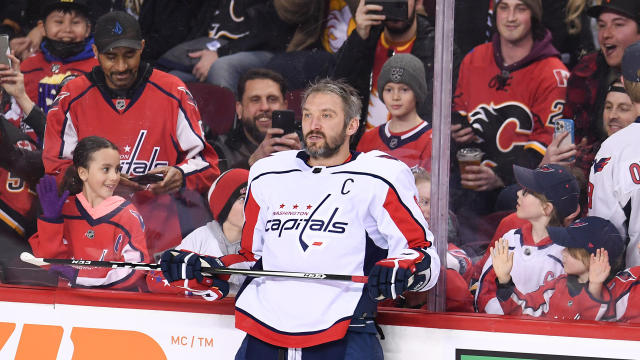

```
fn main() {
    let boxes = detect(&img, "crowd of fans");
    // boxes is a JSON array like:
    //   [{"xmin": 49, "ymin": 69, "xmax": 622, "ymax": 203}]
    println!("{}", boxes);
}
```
[{"xmin": 1, "ymin": 0, "xmax": 639, "ymax": 326}]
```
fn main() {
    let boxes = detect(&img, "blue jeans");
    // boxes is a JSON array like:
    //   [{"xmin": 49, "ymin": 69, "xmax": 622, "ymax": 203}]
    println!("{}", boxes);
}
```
[{"xmin": 170, "ymin": 51, "xmax": 273, "ymax": 95}]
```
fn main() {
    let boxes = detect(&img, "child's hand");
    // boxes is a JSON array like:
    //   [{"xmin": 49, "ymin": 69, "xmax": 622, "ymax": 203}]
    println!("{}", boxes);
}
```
[
  {"xmin": 490, "ymin": 237, "xmax": 514, "ymax": 284},
  {"xmin": 589, "ymin": 248, "xmax": 610, "ymax": 285},
  {"xmin": 36, "ymin": 175, "xmax": 69, "ymax": 220}
]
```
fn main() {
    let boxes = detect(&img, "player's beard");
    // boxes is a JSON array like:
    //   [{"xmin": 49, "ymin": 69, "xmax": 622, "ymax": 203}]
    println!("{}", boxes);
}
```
[
  {"xmin": 384, "ymin": 6, "xmax": 416, "ymax": 35},
  {"xmin": 303, "ymin": 126, "xmax": 347, "ymax": 159}
]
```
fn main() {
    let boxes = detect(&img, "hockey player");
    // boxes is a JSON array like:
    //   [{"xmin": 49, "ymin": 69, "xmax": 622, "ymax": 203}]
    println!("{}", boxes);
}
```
[
  {"xmin": 451, "ymin": 0, "xmax": 568, "ymax": 215},
  {"xmin": 29, "ymin": 136, "xmax": 150, "ymax": 290},
  {"xmin": 147, "ymin": 168, "xmax": 250, "ymax": 297},
  {"xmin": 20, "ymin": 0, "xmax": 98, "ymax": 112},
  {"xmin": 475, "ymin": 164, "xmax": 580, "ymax": 314},
  {"xmin": 490, "ymin": 216, "xmax": 623, "ymax": 320},
  {"xmin": 160, "ymin": 79, "xmax": 440, "ymax": 359},
  {"xmin": 42, "ymin": 11, "xmax": 220, "ymax": 257},
  {"xmin": 356, "ymin": 54, "xmax": 432, "ymax": 170},
  {"xmin": 589, "ymin": 40, "xmax": 640, "ymax": 267}
]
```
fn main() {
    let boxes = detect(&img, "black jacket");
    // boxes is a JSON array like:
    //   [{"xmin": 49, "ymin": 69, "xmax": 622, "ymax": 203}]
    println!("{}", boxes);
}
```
[{"xmin": 333, "ymin": 15, "xmax": 461, "ymax": 143}]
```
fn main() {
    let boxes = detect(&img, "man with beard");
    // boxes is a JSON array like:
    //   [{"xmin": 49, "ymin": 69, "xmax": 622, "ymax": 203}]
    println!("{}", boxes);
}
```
[
  {"xmin": 160, "ymin": 78, "xmax": 439, "ymax": 359},
  {"xmin": 333, "ymin": 0, "xmax": 460, "ymax": 142},
  {"xmin": 43, "ymin": 11, "xmax": 220, "ymax": 258},
  {"xmin": 212, "ymin": 68, "xmax": 301, "ymax": 172}
]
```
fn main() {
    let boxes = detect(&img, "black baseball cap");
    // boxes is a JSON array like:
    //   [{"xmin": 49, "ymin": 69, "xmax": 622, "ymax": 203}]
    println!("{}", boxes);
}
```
[
  {"xmin": 587, "ymin": 0, "xmax": 640, "ymax": 22},
  {"xmin": 94, "ymin": 11, "xmax": 142, "ymax": 53},
  {"xmin": 622, "ymin": 41, "xmax": 640, "ymax": 83},
  {"xmin": 41, "ymin": 0, "xmax": 89, "ymax": 19},
  {"xmin": 547, "ymin": 216, "xmax": 624, "ymax": 266},
  {"xmin": 513, "ymin": 164, "xmax": 579, "ymax": 219}
]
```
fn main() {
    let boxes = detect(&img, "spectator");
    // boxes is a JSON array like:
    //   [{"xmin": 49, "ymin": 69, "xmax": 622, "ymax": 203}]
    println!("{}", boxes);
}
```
[
  {"xmin": 0, "ymin": 53, "xmax": 49, "ymax": 285},
  {"xmin": 475, "ymin": 164, "xmax": 580, "ymax": 314},
  {"xmin": 263, "ymin": 0, "xmax": 358, "ymax": 90},
  {"xmin": 589, "ymin": 40, "xmax": 640, "ymax": 267},
  {"xmin": 564, "ymin": 0, "xmax": 640, "ymax": 162},
  {"xmin": 30, "ymin": 137, "xmax": 150, "ymax": 290},
  {"xmin": 137, "ymin": 0, "xmax": 204, "ymax": 64},
  {"xmin": 607, "ymin": 265, "xmax": 640, "ymax": 323},
  {"xmin": 356, "ymin": 54, "xmax": 432, "ymax": 170},
  {"xmin": 147, "ymin": 168, "xmax": 250, "ymax": 297},
  {"xmin": 451, "ymin": 0, "xmax": 568, "ymax": 216},
  {"xmin": 211, "ymin": 68, "xmax": 301, "ymax": 172},
  {"xmin": 159, "ymin": 0, "xmax": 294, "ymax": 94},
  {"xmin": 19, "ymin": 0, "xmax": 98, "ymax": 113},
  {"xmin": 333, "ymin": 0, "xmax": 460, "ymax": 139},
  {"xmin": 42, "ymin": 11, "xmax": 220, "ymax": 258},
  {"xmin": 490, "ymin": 216, "xmax": 622, "ymax": 320}
]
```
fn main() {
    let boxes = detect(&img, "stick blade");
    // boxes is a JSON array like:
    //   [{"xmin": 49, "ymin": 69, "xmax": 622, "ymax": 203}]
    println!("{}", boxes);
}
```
[{"xmin": 20, "ymin": 252, "xmax": 49, "ymax": 267}]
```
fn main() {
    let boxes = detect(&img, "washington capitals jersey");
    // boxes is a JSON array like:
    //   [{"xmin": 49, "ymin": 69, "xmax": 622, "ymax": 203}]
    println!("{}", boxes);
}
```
[
  {"xmin": 356, "ymin": 121, "xmax": 433, "ymax": 170},
  {"xmin": 497, "ymin": 275, "xmax": 610, "ymax": 320},
  {"xmin": 28, "ymin": 194, "xmax": 149, "ymax": 290},
  {"xmin": 42, "ymin": 68, "xmax": 220, "ymax": 254},
  {"xmin": 588, "ymin": 121, "xmax": 640, "ymax": 267},
  {"xmin": 607, "ymin": 266, "xmax": 640, "ymax": 323},
  {"xmin": 220, "ymin": 150, "xmax": 440, "ymax": 348},
  {"xmin": 476, "ymin": 222, "xmax": 565, "ymax": 314},
  {"xmin": 453, "ymin": 42, "xmax": 568, "ymax": 181}
]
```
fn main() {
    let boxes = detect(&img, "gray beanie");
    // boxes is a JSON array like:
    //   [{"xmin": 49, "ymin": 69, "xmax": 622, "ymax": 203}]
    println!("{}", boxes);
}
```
[{"xmin": 377, "ymin": 53, "xmax": 428, "ymax": 109}]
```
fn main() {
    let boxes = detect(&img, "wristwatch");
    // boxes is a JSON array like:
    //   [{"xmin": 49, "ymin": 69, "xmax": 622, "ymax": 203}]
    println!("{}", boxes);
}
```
[{"xmin": 206, "ymin": 40, "xmax": 222, "ymax": 52}]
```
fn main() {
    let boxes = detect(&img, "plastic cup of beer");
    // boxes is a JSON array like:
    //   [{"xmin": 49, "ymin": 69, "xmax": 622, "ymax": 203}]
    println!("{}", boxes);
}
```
[{"xmin": 457, "ymin": 148, "xmax": 483, "ymax": 189}]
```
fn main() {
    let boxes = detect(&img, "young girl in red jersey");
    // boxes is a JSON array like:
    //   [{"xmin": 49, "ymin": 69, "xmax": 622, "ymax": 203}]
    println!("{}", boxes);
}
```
[
  {"xmin": 356, "ymin": 54, "xmax": 433, "ymax": 170},
  {"xmin": 29, "ymin": 136, "xmax": 150, "ymax": 290},
  {"xmin": 490, "ymin": 216, "xmax": 624, "ymax": 320}
]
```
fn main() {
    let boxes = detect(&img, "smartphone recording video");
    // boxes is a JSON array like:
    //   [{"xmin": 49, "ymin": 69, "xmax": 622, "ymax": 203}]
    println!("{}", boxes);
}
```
[
  {"xmin": 365, "ymin": 0, "xmax": 409, "ymax": 21},
  {"xmin": 0, "ymin": 35, "xmax": 11, "ymax": 67},
  {"xmin": 271, "ymin": 110, "xmax": 297, "ymax": 135}
]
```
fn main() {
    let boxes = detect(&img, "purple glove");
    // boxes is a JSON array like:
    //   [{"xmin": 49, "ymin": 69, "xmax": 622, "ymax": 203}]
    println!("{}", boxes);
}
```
[
  {"xmin": 36, "ymin": 175, "xmax": 69, "ymax": 220},
  {"xmin": 48, "ymin": 265, "xmax": 78, "ymax": 284}
]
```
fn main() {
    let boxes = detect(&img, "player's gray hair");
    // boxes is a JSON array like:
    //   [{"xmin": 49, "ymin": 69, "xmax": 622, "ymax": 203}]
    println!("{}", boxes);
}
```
[{"xmin": 302, "ymin": 78, "xmax": 362, "ymax": 127}]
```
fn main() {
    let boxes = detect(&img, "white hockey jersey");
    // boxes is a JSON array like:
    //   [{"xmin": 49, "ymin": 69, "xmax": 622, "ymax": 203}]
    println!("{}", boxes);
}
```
[
  {"xmin": 589, "ymin": 120, "xmax": 640, "ymax": 267},
  {"xmin": 475, "ymin": 223, "xmax": 565, "ymax": 314},
  {"xmin": 220, "ymin": 150, "xmax": 440, "ymax": 348}
]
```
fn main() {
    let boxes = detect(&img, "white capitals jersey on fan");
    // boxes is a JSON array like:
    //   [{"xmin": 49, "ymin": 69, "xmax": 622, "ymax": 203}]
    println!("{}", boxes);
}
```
[
  {"xmin": 589, "ymin": 120, "xmax": 640, "ymax": 267},
  {"xmin": 225, "ymin": 150, "xmax": 439, "ymax": 348}
]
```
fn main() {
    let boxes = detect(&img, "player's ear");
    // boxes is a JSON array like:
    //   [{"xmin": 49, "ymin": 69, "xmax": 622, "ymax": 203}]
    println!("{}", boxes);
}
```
[{"xmin": 346, "ymin": 117, "xmax": 359, "ymax": 136}]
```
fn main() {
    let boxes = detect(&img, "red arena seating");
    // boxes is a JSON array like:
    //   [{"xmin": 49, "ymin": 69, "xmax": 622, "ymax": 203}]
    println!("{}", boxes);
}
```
[{"xmin": 186, "ymin": 83, "xmax": 236, "ymax": 137}]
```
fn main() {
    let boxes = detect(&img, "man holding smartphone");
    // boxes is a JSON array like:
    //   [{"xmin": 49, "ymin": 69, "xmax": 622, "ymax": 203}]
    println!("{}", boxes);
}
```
[
  {"xmin": 212, "ymin": 68, "xmax": 301, "ymax": 172},
  {"xmin": 333, "ymin": 0, "xmax": 461, "ymax": 140}
]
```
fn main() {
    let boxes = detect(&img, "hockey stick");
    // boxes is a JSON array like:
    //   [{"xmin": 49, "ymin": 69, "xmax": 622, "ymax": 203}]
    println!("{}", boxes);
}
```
[{"xmin": 19, "ymin": 252, "xmax": 369, "ymax": 283}]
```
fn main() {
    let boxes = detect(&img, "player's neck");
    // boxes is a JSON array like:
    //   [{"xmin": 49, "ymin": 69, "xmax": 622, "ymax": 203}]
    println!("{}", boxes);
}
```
[
  {"xmin": 383, "ymin": 21, "xmax": 418, "ymax": 45},
  {"xmin": 222, "ymin": 221, "xmax": 242, "ymax": 244},
  {"xmin": 499, "ymin": 34, "xmax": 533, "ymax": 66},
  {"xmin": 388, "ymin": 113, "xmax": 422, "ymax": 133},
  {"xmin": 529, "ymin": 217, "xmax": 549, "ymax": 244}
]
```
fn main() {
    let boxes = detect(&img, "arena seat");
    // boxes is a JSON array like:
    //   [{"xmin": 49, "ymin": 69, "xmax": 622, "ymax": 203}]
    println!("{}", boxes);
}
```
[{"xmin": 186, "ymin": 83, "xmax": 236, "ymax": 137}]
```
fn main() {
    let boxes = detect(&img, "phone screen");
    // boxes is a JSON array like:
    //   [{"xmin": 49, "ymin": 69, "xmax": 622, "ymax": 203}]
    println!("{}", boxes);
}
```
[
  {"xmin": 271, "ymin": 110, "xmax": 297, "ymax": 135},
  {"xmin": 0, "ymin": 35, "xmax": 10, "ymax": 67},
  {"xmin": 365, "ymin": 0, "xmax": 409, "ymax": 21}
]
